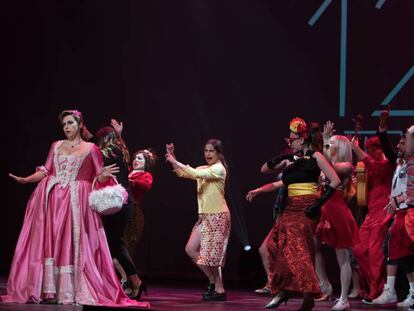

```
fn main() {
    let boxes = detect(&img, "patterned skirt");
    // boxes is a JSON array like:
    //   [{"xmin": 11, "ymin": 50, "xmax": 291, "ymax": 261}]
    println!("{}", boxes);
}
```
[
  {"xmin": 268, "ymin": 194, "xmax": 321, "ymax": 295},
  {"xmin": 193, "ymin": 212, "xmax": 231, "ymax": 267}
]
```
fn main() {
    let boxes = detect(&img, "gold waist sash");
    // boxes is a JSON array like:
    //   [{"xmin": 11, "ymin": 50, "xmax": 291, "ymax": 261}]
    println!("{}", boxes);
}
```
[{"xmin": 287, "ymin": 183, "xmax": 318, "ymax": 196}]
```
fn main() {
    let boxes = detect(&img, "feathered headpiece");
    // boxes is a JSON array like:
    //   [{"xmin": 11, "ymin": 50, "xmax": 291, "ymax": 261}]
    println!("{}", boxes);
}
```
[{"xmin": 289, "ymin": 117, "xmax": 307, "ymax": 135}]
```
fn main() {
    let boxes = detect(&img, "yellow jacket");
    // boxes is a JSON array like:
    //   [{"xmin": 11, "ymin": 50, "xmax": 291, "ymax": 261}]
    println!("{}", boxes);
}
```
[{"xmin": 175, "ymin": 162, "xmax": 229, "ymax": 214}]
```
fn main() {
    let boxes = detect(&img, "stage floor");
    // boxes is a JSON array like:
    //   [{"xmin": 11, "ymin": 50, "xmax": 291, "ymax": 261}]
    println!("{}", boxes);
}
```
[{"xmin": 0, "ymin": 278, "xmax": 401, "ymax": 310}]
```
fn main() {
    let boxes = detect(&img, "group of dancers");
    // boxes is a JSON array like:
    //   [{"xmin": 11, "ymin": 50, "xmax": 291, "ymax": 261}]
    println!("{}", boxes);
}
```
[
  {"xmin": 246, "ymin": 114, "xmax": 414, "ymax": 310},
  {"xmin": 3, "ymin": 110, "xmax": 155, "ymax": 308},
  {"xmin": 2, "ymin": 109, "xmax": 414, "ymax": 311}
]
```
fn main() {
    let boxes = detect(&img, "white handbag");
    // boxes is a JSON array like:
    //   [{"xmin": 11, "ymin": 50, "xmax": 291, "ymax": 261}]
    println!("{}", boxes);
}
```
[{"xmin": 88, "ymin": 176, "xmax": 128, "ymax": 215}]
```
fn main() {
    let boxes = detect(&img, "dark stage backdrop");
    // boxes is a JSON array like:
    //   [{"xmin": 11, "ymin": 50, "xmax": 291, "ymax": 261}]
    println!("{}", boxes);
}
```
[{"xmin": 1, "ymin": 0, "xmax": 413, "ymax": 283}]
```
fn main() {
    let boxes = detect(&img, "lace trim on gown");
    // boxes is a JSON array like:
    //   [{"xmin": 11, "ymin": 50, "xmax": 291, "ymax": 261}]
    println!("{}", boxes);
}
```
[{"xmin": 41, "ymin": 141, "xmax": 96, "ymax": 304}]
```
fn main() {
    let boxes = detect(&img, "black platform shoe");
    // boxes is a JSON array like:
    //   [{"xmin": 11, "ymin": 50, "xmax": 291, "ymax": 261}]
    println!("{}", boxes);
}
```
[
  {"xmin": 203, "ymin": 290, "xmax": 227, "ymax": 301},
  {"xmin": 203, "ymin": 283, "xmax": 215, "ymax": 298}
]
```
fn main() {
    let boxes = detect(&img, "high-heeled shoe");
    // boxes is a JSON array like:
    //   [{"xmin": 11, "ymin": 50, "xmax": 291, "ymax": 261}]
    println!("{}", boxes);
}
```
[
  {"xmin": 265, "ymin": 292, "xmax": 289, "ymax": 309},
  {"xmin": 255, "ymin": 284, "xmax": 271, "ymax": 295},
  {"xmin": 315, "ymin": 283, "xmax": 333, "ymax": 301},
  {"xmin": 298, "ymin": 297, "xmax": 315, "ymax": 311},
  {"xmin": 129, "ymin": 282, "xmax": 148, "ymax": 300},
  {"xmin": 136, "ymin": 282, "xmax": 148, "ymax": 300},
  {"xmin": 315, "ymin": 292, "xmax": 332, "ymax": 301}
]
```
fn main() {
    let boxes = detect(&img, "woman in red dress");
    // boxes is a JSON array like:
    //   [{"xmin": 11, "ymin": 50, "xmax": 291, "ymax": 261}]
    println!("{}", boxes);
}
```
[{"xmin": 314, "ymin": 121, "xmax": 360, "ymax": 310}]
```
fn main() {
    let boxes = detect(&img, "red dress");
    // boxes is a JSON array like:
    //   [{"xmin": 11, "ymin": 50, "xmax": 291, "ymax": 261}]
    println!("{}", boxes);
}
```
[{"xmin": 316, "ymin": 190, "xmax": 360, "ymax": 249}]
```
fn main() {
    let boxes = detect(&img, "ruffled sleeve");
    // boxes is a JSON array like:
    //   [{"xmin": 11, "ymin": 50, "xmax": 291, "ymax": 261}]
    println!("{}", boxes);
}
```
[
  {"xmin": 90, "ymin": 144, "xmax": 104, "ymax": 178},
  {"xmin": 36, "ymin": 141, "xmax": 57, "ymax": 176}
]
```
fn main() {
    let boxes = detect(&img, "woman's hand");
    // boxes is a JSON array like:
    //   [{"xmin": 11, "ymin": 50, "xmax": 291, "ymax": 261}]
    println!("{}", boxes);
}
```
[
  {"xmin": 323, "ymin": 120, "xmax": 335, "ymax": 141},
  {"xmin": 351, "ymin": 136, "xmax": 359, "ymax": 149},
  {"xmin": 246, "ymin": 189, "xmax": 259, "ymax": 202},
  {"xmin": 166, "ymin": 143, "xmax": 175, "ymax": 155},
  {"xmin": 111, "ymin": 119, "xmax": 123, "ymax": 137},
  {"xmin": 165, "ymin": 153, "xmax": 177, "ymax": 164},
  {"xmin": 379, "ymin": 106, "xmax": 390, "ymax": 132},
  {"xmin": 100, "ymin": 163, "xmax": 120, "ymax": 179},
  {"xmin": 9, "ymin": 173, "xmax": 28, "ymax": 184},
  {"xmin": 384, "ymin": 198, "xmax": 398, "ymax": 214}
]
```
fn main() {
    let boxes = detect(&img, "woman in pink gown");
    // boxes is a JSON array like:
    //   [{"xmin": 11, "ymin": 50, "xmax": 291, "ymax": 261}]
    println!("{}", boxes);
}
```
[{"xmin": 3, "ymin": 110, "xmax": 148, "ymax": 307}]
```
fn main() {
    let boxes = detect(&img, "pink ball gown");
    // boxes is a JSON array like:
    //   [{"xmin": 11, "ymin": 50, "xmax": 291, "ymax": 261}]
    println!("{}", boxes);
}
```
[{"xmin": 2, "ymin": 141, "xmax": 149, "ymax": 308}]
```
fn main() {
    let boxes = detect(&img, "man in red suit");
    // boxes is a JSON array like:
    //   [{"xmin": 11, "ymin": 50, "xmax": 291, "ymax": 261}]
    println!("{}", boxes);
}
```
[{"xmin": 351, "ymin": 135, "xmax": 394, "ymax": 303}]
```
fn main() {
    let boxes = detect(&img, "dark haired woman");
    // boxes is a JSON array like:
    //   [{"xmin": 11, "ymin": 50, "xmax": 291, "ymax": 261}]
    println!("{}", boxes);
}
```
[
  {"xmin": 126, "ymin": 149, "xmax": 156, "ymax": 261},
  {"xmin": 265, "ymin": 118, "xmax": 340, "ymax": 310},
  {"xmin": 96, "ymin": 127, "xmax": 152, "ymax": 300},
  {"xmin": 165, "ymin": 139, "xmax": 231, "ymax": 301},
  {"xmin": 4, "ymin": 110, "xmax": 146, "ymax": 307}
]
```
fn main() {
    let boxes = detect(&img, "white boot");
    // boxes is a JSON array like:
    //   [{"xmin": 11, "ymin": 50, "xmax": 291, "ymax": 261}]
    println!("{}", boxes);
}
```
[
  {"xmin": 332, "ymin": 299, "xmax": 350, "ymax": 310},
  {"xmin": 372, "ymin": 284, "xmax": 397, "ymax": 304},
  {"xmin": 397, "ymin": 289, "xmax": 414, "ymax": 307}
]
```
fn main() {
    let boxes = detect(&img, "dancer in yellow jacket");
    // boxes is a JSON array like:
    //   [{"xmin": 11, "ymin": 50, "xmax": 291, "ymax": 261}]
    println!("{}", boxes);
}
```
[{"xmin": 165, "ymin": 139, "xmax": 230, "ymax": 301}]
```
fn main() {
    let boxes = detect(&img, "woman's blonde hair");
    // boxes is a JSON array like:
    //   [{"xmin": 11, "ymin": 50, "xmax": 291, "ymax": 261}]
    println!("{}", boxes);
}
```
[{"xmin": 331, "ymin": 135, "xmax": 352, "ymax": 163}]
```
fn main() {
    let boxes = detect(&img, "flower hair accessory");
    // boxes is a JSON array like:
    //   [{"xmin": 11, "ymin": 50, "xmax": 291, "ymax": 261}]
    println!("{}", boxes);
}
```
[
  {"xmin": 289, "ymin": 117, "xmax": 307, "ymax": 134},
  {"xmin": 71, "ymin": 110, "xmax": 82, "ymax": 117}
]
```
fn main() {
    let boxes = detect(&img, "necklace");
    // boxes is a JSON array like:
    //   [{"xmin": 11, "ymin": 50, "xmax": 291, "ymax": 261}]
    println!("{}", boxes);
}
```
[{"xmin": 66, "ymin": 139, "xmax": 83, "ymax": 148}]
